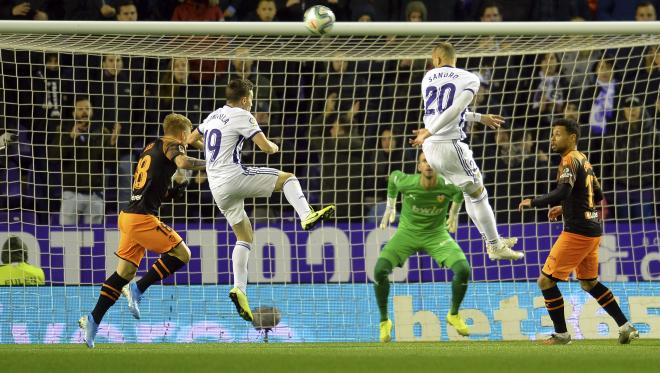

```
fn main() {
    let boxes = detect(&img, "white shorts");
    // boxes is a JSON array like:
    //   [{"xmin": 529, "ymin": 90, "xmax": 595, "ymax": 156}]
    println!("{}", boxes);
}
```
[
  {"xmin": 422, "ymin": 140, "xmax": 482, "ymax": 189},
  {"xmin": 211, "ymin": 167, "xmax": 280, "ymax": 226}
]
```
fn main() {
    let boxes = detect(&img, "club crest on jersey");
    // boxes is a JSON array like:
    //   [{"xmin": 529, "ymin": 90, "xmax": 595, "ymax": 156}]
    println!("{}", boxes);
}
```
[
  {"xmin": 436, "ymin": 195, "xmax": 446, "ymax": 203},
  {"xmin": 249, "ymin": 117, "xmax": 257, "ymax": 126}
]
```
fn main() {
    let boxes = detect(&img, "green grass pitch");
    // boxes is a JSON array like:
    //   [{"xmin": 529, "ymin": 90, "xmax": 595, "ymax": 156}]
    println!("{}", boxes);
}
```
[{"xmin": 1, "ymin": 340, "xmax": 658, "ymax": 373}]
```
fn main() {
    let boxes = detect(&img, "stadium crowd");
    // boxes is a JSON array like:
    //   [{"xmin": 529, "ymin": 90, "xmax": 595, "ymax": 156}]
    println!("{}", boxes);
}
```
[{"xmin": 0, "ymin": 0, "xmax": 658, "ymax": 226}]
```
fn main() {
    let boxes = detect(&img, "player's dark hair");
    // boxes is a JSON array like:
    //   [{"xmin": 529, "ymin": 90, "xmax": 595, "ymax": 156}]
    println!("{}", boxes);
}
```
[
  {"xmin": 1, "ymin": 236, "xmax": 28, "ymax": 264},
  {"xmin": 226, "ymin": 79, "xmax": 254, "ymax": 102},
  {"xmin": 116, "ymin": 0, "xmax": 136, "ymax": 9},
  {"xmin": 479, "ymin": 1, "xmax": 500, "ymax": 18},
  {"xmin": 553, "ymin": 118, "xmax": 580, "ymax": 143}
]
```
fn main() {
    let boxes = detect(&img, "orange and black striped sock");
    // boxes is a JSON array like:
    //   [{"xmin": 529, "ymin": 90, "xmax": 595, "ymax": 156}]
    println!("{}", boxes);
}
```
[
  {"xmin": 542, "ymin": 285, "xmax": 567, "ymax": 333},
  {"xmin": 136, "ymin": 255, "xmax": 186, "ymax": 293},
  {"xmin": 91, "ymin": 272, "xmax": 130, "ymax": 324},
  {"xmin": 588, "ymin": 282, "xmax": 628, "ymax": 327}
]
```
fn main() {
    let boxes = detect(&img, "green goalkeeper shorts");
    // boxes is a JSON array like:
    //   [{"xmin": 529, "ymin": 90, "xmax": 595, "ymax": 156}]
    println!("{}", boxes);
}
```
[{"xmin": 379, "ymin": 229, "xmax": 466, "ymax": 269}]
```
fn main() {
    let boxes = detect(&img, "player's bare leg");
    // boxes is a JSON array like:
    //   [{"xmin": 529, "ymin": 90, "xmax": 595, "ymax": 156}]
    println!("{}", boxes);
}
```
[
  {"xmin": 228, "ymin": 218, "xmax": 255, "ymax": 322},
  {"xmin": 275, "ymin": 172, "xmax": 335, "ymax": 230}
]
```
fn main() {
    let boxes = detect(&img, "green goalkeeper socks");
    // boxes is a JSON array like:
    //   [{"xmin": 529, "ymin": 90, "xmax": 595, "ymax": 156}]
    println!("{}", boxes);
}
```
[
  {"xmin": 449, "ymin": 260, "xmax": 470, "ymax": 315},
  {"xmin": 373, "ymin": 258, "xmax": 394, "ymax": 322}
]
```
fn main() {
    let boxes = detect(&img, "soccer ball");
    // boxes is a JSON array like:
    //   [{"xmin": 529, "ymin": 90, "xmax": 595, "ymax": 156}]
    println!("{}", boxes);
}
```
[{"xmin": 304, "ymin": 5, "xmax": 335, "ymax": 36}]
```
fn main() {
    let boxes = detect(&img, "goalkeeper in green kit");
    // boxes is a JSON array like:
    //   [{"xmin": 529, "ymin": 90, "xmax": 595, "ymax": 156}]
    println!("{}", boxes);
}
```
[{"xmin": 375, "ymin": 152, "xmax": 471, "ymax": 342}]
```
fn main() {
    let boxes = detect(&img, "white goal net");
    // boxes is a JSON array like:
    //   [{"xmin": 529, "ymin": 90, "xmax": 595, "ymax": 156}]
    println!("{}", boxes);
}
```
[{"xmin": 0, "ymin": 21, "xmax": 658, "ymax": 343}]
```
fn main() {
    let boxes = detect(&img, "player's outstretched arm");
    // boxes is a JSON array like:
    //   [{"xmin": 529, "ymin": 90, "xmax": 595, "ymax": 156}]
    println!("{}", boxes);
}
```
[
  {"xmin": 174, "ymin": 155, "xmax": 206, "ymax": 171},
  {"xmin": 465, "ymin": 111, "xmax": 505, "ymax": 130},
  {"xmin": 186, "ymin": 128, "xmax": 204, "ymax": 150},
  {"xmin": 252, "ymin": 132, "xmax": 279, "ymax": 155},
  {"xmin": 410, "ymin": 90, "xmax": 475, "ymax": 147},
  {"xmin": 519, "ymin": 184, "xmax": 572, "ymax": 211}
]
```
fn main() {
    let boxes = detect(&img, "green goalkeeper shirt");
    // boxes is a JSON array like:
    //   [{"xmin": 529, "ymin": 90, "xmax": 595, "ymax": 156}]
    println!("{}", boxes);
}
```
[{"xmin": 387, "ymin": 171, "xmax": 463, "ymax": 234}]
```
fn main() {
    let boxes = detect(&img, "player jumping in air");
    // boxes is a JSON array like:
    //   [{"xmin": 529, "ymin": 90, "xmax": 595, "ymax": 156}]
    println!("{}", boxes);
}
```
[
  {"xmin": 377, "ymin": 153, "xmax": 472, "ymax": 342},
  {"xmin": 410, "ymin": 42, "xmax": 523, "ymax": 261},
  {"xmin": 519, "ymin": 118, "xmax": 638, "ymax": 345},
  {"xmin": 79, "ymin": 114, "xmax": 207, "ymax": 348},
  {"xmin": 187, "ymin": 78, "xmax": 335, "ymax": 322}
]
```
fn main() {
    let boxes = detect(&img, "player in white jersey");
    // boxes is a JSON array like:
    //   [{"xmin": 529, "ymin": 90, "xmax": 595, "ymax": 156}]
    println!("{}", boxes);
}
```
[
  {"xmin": 187, "ymin": 79, "xmax": 335, "ymax": 322},
  {"xmin": 409, "ymin": 42, "xmax": 523, "ymax": 260}
]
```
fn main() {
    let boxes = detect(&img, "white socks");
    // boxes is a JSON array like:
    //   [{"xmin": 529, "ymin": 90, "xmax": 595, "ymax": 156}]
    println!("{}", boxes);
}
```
[
  {"xmin": 463, "ymin": 189, "xmax": 500, "ymax": 243},
  {"xmin": 282, "ymin": 177, "xmax": 312, "ymax": 220},
  {"xmin": 232, "ymin": 241, "xmax": 251, "ymax": 294}
]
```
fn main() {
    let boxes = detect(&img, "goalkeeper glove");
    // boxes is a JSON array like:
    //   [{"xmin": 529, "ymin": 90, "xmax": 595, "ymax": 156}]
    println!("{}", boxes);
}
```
[
  {"xmin": 379, "ymin": 197, "xmax": 397, "ymax": 229},
  {"xmin": 165, "ymin": 180, "xmax": 189, "ymax": 202},
  {"xmin": 447, "ymin": 201, "xmax": 461, "ymax": 234}
]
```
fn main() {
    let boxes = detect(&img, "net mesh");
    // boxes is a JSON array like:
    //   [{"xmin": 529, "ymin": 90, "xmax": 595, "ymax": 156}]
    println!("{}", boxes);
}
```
[{"xmin": 0, "ymin": 29, "xmax": 658, "ymax": 343}]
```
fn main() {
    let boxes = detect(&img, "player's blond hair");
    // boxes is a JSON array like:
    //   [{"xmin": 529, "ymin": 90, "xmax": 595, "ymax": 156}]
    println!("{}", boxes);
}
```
[
  {"xmin": 163, "ymin": 113, "xmax": 192, "ymax": 135},
  {"xmin": 433, "ymin": 42, "xmax": 456, "ymax": 63}
]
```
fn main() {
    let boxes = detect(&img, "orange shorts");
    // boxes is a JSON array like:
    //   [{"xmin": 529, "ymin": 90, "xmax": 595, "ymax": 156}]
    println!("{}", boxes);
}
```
[
  {"xmin": 116, "ymin": 212, "xmax": 183, "ymax": 267},
  {"xmin": 542, "ymin": 231, "xmax": 601, "ymax": 281}
]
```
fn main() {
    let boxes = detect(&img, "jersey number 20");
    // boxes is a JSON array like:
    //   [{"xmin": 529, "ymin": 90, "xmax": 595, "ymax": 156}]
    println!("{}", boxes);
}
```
[{"xmin": 425, "ymin": 83, "xmax": 456, "ymax": 116}]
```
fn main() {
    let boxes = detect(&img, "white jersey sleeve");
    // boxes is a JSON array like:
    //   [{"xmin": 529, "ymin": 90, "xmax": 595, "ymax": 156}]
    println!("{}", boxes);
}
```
[{"xmin": 422, "ymin": 67, "xmax": 480, "ymax": 141}]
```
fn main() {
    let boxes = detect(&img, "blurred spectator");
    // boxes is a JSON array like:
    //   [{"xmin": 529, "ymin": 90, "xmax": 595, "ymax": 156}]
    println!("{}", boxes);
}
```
[
  {"xmin": 467, "ymin": 75, "xmax": 511, "ymax": 163},
  {"xmin": 0, "ymin": 236, "xmax": 45, "ymax": 286},
  {"xmin": 383, "ymin": 58, "xmax": 425, "ymax": 137},
  {"xmin": 587, "ymin": 59, "xmax": 619, "ymax": 137},
  {"xmin": 530, "ymin": 52, "xmax": 568, "ymax": 127},
  {"xmin": 308, "ymin": 0, "xmax": 349, "ymax": 21},
  {"xmin": 400, "ymin": 0, "xmax": 463, "ymax": 21},
  {"xmin": 65, "ymin": 0, "xmax": 117, "ymax": 20},
  {"xmin": 320, "ymin": 115, "xmax": 363, "ymax": 221},
  {"xmin": 151, "ymin": 57, "xmax": 213, "ymax": 127},
  {"xmin": 30, "ymin": 53, "xmax": 74, "ymax": 218},
  {"xmin": 90, "ymin": 54, "xmax": 143, "ymax": 212},
  {"xmin": 531, "ymin": 0, "xmax": 581, "ymax": 20},
  {"xmin": 623, "ymin": 45, "xmax": 659, "ymax": 107},
  {"xmin": 635, "ymin": 1, "xmax": 657, "ymax": 20},
  {"xmin": 352, "ymin": 2, "xmax": 376, "ymax": 21},
  {"xmin": 349, "ymin": 0, "xmax": 392, "ymax": 21},
  {"xmin": 246, "ymin": 0, "xmax": 278, "ymax": 21},
  {"xmin": 0, "ymin": 1, "xmax": 48, "ymax": 20},
  {"xmin": 611, "ymin": 95, "xmax": 657, "ymax": 221},
  {"xmin": 0, "ymin": 132, "xmax": 16, "ymax": 151},
  {"xmin": 470, "ymin": 0, "xmax": 534, "ymax": 21},
  {"xmin": 48, "ymin": 96, "xmax": 118, "ymax": 225},
  {"xmin": 217, "ymin": 48, "xmax": 281, "ymax": 120},
  {"xmin": 579, "ymin": 58, "xmax": 620, "ymax": 167},
  {"xmin": 365, "ymin": 128, "xmax": 414, "ymax": 224},
  {"xmin": 404, "ymin": 1, "xmax": 427, "ymax": 21},
  {"xmin": 598, "ymin": 0, "xmax": 658, "ymax": 20},
  {"xmin": 171, "ymin": 1, "xmax": 227, "ymax": 83},
  {"xmin": 275, "ymin": 0, "xmax": 303, "ymax": 21},
  {"xmin": 172, "ymin": 0, "xmax": 223, "ymax": 21},
  {"xmin": 561, "ymin": 47, "xmax": 601, "ymax": 94},
  {"xmin": 115, "ymin": 0, "xmax": 138, "ymax": 20},
  {"xmin": 478, "ymin": 1, "xmax": 502, "ymax": 21}
]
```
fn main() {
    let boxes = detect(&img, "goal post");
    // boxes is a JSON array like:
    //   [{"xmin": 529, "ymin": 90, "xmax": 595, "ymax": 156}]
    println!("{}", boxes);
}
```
[{"xmin": 0, "ymin": 21, "xmax": 658, "ymax": 344}]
